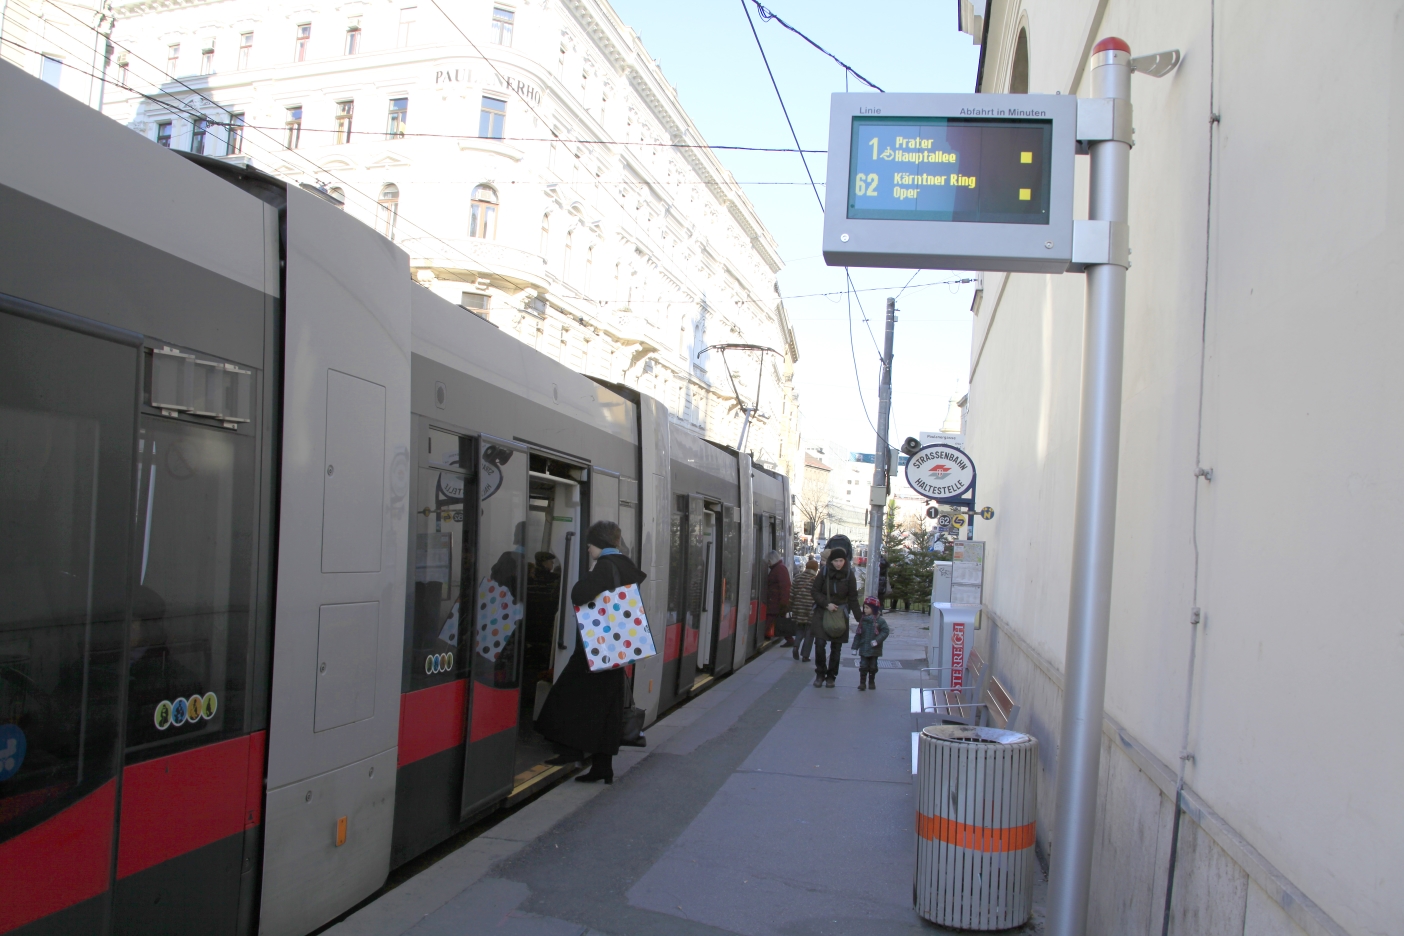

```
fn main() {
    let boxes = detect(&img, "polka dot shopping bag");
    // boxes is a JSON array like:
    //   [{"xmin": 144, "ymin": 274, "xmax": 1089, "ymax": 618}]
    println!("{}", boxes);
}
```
[
  {"xmin": 475, "ymin": 577, "xmax": 524, "ymax": 662},
  {"xmin": 573, "ymin": 582, "xmax": 657, "ymax": 672}
]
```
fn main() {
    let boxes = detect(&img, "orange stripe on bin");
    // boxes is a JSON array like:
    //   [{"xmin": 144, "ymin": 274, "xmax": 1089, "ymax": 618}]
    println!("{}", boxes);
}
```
[{"xmin": 916, "ymin": 812, "xmax": 1035, "ymax": 853}]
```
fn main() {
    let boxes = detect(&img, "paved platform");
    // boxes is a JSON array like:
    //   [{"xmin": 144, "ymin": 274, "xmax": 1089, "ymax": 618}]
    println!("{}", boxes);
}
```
[{"xmin": 325, "ymin": 612, "xmax": 1045, "ymax": 936}]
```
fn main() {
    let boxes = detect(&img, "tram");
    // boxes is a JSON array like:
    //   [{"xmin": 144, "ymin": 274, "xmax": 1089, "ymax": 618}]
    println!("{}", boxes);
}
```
[{"xmin": 0, "ymin": 63, "xmax": 789, "ymax": 936}]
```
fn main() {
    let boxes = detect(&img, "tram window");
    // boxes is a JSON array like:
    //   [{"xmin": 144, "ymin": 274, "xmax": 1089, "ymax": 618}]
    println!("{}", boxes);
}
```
[
  {"xmin": 471, "ymin": 444, "xmax": 527, "ymax": 690},
  {"xmin": 125, "ymin": 415, "xmax": 256, "ymax": 754},
  {"xmin": 1, "ymin": 308, "xmax": 139, "ymax": 843},
  {"xmin": 410, "ymin": 429, "xmax": 473, "ymax": 690}
]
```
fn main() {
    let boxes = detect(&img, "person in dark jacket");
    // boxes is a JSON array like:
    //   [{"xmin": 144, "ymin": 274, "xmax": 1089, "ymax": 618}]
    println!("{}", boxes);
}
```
[
  {"xmin": 534, "ymin": 520, "xmax": 643, "ymax": 784},
  {"xmin": 810, "ymin": 547, "xmax": 862, "ymax": 688},
  {"xmin": 791, "ymin": 558, "xmax": 819, "ymax": 661},
  {"xmin": 851, "ymin": 596, "xmax": 889, "ymax": 691},
  {"xmin": 764, "ymin": 550, "xmax": 793, "ymax": 645}
]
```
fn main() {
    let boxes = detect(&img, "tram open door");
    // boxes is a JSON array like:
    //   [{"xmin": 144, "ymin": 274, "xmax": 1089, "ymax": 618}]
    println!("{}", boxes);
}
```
[{"xmin": 517, "ymin": 469, "xmax": 581, "ymax": 775}]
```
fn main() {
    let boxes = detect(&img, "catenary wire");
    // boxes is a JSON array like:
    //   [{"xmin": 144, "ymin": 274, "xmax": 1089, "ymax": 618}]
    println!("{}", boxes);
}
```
[
  {"xmin": 747, "ymin": 0, "xmax": 883, "ymax": 92},
  {"xmin": 739, "ymin": 0, "xmax": 824, "ymax": 213}
]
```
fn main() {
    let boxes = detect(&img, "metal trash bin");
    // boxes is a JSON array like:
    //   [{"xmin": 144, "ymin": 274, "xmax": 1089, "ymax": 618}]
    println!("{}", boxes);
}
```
[{"xmin": 914, "ymin": 724, "xmax": 1038, "ymax": 930}]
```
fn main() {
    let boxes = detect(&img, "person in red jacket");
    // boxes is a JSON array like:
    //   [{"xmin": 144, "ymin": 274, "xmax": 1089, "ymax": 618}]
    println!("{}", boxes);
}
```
[{"xmin": 764, "ymin": 550, "xmax": 793, "ymax": 645}]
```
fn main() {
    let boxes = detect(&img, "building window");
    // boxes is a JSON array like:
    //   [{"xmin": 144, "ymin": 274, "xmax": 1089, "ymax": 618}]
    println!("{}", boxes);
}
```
[
  {"xmin": 479, "ymin": 96, "xmax": 506, "ymax": 139},
  {"xmin": 469, "ymin": 185, "xmax": 498, "ymax": 239},
  {"xmin": 200, "ymin": 42, "xmax": 214, "ymax": 75},
  {"xmin": 539, "ymin": 213, "xmax": 549, "ymax": 256},
  {"xmin": 117, "ymin": 59, "xmax": 129, "ymax": 86},
  {"xmin": 166, "ymin": 44, "xmax": 180, "ymax": 74},
  {"xmin": 491, "ymin": 7, "xmax": 513, "ymax": 45},
  {"xmin": 156, "ymin": 121, "xmax": 173, "ymax": 147},
  {"xmin": 585, "ymin": 244, "xmax": 593, "ymax": 291},
  {"xmin": 39, "ymin": 55, "xmax": 62, "ymax": 87},
  {"xmin": 294, "ymin": 24, "xmax": 310, "ymax": 62},
  {"xmin": 377, "ymin": 184, "xmax": 400, "ymax": 239},
  {"xmin": 227, "ymin": 113, "xmax": 245, "ymax": 155},
  {"xmin": 386, "ymin": 97, "xmax": 408, "ymax": 138},
  {"xmin": 190, "ymin": 117, "xmax": 209, "ymax": 154},
  {"xmin": 335, "ymin": 100, "xmax": 354, "ymax": 144},
  {"xmin": 345, "ymin": 18, "xmax": 361, "ymax": 55},
  {"xmin": 285, "ymin": 106, "xmax": 302, "ymax": 149},
  {"xmin": 563, "ymin": 228, "xmax": 573, "ymax": 280},
  {"xmin": 237, "ymin": 32, "xmax": 253, "ymax": 69},
  {"xmin": 461, "ymin": 292, "xmax": 490, "ymax": 313},
  {"xmin": 398, "ymin": 7, "xmax": 416, "ymax": 46},
  {"xmin": 327, "ymin": 187, "xmax": 346, "ymax": 208}
]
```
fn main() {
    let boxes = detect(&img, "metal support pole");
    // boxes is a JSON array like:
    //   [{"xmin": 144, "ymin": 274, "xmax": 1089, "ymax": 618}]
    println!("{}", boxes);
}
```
[
  {"xmin": 1046, "ymin": 37, "xmax": 1132, "ymax": 936},
  {"xmin": 864, "ymin": 297, "xmax": 896, "ymax": 599}
]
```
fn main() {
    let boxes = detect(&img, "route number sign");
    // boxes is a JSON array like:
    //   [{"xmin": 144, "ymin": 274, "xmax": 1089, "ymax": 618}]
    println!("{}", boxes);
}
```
[{"xmin": 823, "ymin": 93, "xmax": 1077, "ymax": 273}]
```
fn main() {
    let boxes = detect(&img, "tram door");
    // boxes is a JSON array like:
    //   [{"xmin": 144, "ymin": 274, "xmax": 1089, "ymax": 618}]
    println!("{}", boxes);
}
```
[
  {"xmin": 519, "ymin": 473, "xmax": 579, "ymax": 773},
  {"xmin": 459, "ymin": 438, "xmax": 529, "ymax": 819},
  {"xmin": 2, "ymin": 306, "xmax": 268, "ymax": 936}
]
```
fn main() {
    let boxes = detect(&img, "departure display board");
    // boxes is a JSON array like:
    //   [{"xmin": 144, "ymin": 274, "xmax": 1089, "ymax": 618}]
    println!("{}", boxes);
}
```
[
  {"xmin": 822, "ymin": 93, "xmax": 1075, "ymax": 273},
  {"xmin": 847, "ymin": 116, "xmax": 1052, "ymax": 225}
]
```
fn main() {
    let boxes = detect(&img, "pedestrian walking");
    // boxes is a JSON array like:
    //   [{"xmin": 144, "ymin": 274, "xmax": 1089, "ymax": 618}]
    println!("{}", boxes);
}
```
[
  {"xmin": 535, "ymin": 520, "xmax": 643, "ymax": 785},
  {"xmin": 810, "ymin": 546, "xmax": 862, "ymax": 688},
  {"xmin": 851, "ymin": 596, "xmax": 889, "ymax": 691},
  {"xmin": 764, "ymin": 550, "xmax": 793, "ymax": 646},
  {"xmin": 791, "ymin": 558, "xmax": 819, "ymax": 661}
]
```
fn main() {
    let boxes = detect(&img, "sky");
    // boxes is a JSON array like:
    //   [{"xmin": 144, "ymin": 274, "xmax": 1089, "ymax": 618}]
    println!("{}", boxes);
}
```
[{"xmin": 607, "ymin": 0, "xmax": 982, "ymax": 457}]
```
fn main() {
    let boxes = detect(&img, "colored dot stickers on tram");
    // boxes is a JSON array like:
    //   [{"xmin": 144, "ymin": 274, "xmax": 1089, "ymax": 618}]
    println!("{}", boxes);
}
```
[
  {"xmin": 475, "ymin": 577, "xmax": 524, "ymax": 662},
  {"xmin": 153, "ymin": 692, "xmax": 217, "ymax": 730},
  {"xmin": 0, "ymin": 723, "xmax": 26, "ymax": 781},
  {"xmin": 572, "ymin": 583, "xmax": 658, "ymax": 673}
]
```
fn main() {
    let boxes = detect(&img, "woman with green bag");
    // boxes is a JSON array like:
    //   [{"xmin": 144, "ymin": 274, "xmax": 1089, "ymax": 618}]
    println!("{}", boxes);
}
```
[{"xmin": 809, "ymin": 547, "xmax": 862, "ymax": 688}]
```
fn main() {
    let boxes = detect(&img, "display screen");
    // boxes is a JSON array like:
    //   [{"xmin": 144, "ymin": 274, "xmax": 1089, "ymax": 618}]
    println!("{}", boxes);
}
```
[{"xmin": 847, "ymin": 116, "xmax": 1053, "ymax": 225}]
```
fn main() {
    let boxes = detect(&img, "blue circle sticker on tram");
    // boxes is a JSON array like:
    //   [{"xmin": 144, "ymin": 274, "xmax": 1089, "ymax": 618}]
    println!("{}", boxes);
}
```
[{"xmin": 0, "ymin": 724, "xmax": 26, "ymax": 781}]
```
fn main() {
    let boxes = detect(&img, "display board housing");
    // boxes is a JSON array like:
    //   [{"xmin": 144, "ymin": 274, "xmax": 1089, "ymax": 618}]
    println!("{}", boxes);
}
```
[{"xmin": 823, "ymin": 93, "xmax": 1076, "ymax": 273}]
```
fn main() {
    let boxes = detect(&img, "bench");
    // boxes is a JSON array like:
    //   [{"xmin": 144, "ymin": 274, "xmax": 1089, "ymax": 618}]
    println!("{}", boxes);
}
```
[
  {"xmin": 910, "ymin": 650, "xmax": 1022, "ymax": 774},
  {"xmin": 911, "ymin": 649, "xmax": 991, "ymax": 732}
]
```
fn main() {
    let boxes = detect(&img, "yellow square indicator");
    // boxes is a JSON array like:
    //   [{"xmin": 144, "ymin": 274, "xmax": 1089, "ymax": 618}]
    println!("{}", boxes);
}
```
[
  {"xmin": 1019, "ymin": 188, "xmax": 1032, "ymax": 201},
  {"xmin": 1020, "ymin": 151, "xmax": 1033, "ymax": 164}
]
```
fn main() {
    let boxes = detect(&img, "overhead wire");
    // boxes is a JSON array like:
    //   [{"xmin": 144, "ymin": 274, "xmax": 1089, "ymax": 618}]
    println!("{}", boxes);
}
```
[
  {"xmin": 746, "ymin": 0, "xmax": 883, "ymax": 92},
  {"xmin": 739, "ymin": 0, "xmax": 824, "ymax": 213}
]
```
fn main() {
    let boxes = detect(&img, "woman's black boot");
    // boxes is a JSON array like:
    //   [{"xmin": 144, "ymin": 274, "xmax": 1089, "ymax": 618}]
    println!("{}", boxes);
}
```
[{"xmin": 575, "ymin": 752, "xmax": 613, "ymax": 784}]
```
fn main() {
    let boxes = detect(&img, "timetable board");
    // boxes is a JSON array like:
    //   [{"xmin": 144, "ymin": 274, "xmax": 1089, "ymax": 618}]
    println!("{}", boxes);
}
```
[
  {"xmin": 847, "ymin": 117, "xmax": 1052, "ymax": 225},
  {"xmin": 823, "ymin": 93, "xmax": 1077, "ymax": 274}
]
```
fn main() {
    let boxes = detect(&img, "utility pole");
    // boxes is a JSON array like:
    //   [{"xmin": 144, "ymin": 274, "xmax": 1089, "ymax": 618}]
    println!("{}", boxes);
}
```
[
  {"xmin": 1046, "ymin": 38, "xmax": 1134, "ymax": 936},
  {"xmin": 863, "ymin": 297, "xmax": 896, "ymax": 600}
]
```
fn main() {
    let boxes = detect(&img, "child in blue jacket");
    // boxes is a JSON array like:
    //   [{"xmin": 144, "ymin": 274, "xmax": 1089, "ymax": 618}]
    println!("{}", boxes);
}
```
[{"xmin": 852, "ymin": 596, "xmax": 889, "ymax": 691}]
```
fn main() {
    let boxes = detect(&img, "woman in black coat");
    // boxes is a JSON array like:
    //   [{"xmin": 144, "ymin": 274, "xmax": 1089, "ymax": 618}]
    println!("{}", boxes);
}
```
[
  {"xmin": 809, "ymin": 547, "xmax": 863, "ymax": 688},
  {"xmin": 534, "ymin": 520, "xmax": 644, "ymax": 784}
]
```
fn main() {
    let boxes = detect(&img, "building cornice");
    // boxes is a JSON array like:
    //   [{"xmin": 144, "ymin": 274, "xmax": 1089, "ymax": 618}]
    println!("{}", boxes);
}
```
[{"xmin": 560, "ymin": 0, "xmax": 783, "ymax": 279}]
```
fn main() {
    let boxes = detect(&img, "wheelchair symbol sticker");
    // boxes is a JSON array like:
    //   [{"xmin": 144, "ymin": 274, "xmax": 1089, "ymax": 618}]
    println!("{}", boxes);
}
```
[
  {"xmin": 172, "ymin": 697, "xmax": 188, "ymax": 726},
  {"xmin": 0, "ymin": 724, "xmax": 25, "ymax": 781},
  {"xmin": 154, "ymin": 700, "xmax": 173, "ymax": 730}
]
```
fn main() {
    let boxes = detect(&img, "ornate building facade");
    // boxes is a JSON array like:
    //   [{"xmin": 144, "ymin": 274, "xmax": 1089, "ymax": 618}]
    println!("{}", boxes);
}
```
[{"xmin": 94, "ymin": 0, "xmax": 800, "ymax": 473}]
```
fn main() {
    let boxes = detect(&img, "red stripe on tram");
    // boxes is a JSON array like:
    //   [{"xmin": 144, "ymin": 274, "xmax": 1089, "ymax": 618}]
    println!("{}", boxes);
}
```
[
  {"xmin": 398, "ymin": 679, "xmax": 467, "ymax": 767},
  {"xmin": 116, "ymin": 734, "xmax": 256, "ymax": 879},
  {"xmin": 0, "ymin": 780, "xmax": 116, "ymax": 932}
]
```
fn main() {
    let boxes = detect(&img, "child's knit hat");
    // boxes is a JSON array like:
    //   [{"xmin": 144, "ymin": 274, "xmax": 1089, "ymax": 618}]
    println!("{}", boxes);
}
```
[{"xmin": 864, "ymin": 596, "xmax": 881, "ymax": 610}]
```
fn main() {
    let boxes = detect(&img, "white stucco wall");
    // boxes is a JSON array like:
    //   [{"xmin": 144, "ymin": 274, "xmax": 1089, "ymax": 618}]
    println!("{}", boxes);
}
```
[{"xmin": 968, "ymin": 2, "xmax": 1403, "ymax": 934}]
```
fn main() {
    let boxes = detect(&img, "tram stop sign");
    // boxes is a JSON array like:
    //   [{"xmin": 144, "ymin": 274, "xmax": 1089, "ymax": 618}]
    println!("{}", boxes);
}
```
[
  {"xmin": 822, "ymin": 93, "xmax": 1077, "ymax": 273},
  {"xmin": 905, "ymin": 443, "xmax": 976, "ymax": 502}
]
